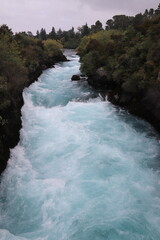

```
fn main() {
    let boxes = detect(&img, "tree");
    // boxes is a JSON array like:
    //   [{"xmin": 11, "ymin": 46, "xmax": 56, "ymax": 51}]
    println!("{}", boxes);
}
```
[
  {"xmin": 144, "ymin": 9, "xmax": 149, "ymax": 17},
  {"xmin": 133, "ymin": 13, "xmax": 143, "ymax": 26},
  {"xmin": 0, "ymin": 24, "xmax": 13, "ymax": 36},
  {"xmin": 39, "ymin": 28, "xmax": 47, "ymax": 40},
  {"xmin": 80, "ymin": 23, "xmax": 90, "ymax": 37},
  {"xmin": 106, "ymin": 19, "xmax": 114, "ymax": 30},
  {"xmin": 48, "ymin": 27, "xmax": 57, "ymax": 40},
  {"xmin": 68, "ymin": 27, "xmax": 75, "ymax": 38},
  {"xmin": 113, "ymin": 15, "xmax": 133, "ymax": 30},
  {"xmin": 57, "ymin": 28, "xmax": 63, "ymax": 39},
  {"xmin": 27, "ymin": 31, "xmax": 33, "ymax": 37},
  {"xmin": 106, "ymin": 15, "xmax": 133, "ymax": 30},
  {"xmin": 155, "ymin": 3, "xmax": 160, "ymax": 15},
  {"xmin": 0, "ymin": 26, "xmax": 28, "ymax": 93},
  {"xmin": 91, "ymin": 20, "xmax": 103, "ymax": 33},
  {"xmin": 149, "ymin": 8, "xmax": 154, "ymax": 17},
  {"xmin": 91, "ymin": 21, "xmax": 103, "ymax": 32},
  {"xmin": 95, "ymin": 20, "xmax": 103, "ymax": 31},
  {"xmin": 36, "ymin": 30, "xmax": 40, "ymax": 39}
]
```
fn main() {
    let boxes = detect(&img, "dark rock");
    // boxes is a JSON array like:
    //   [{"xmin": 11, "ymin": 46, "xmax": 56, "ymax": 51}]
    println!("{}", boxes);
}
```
[
  {"xmin": 87, "ymin": 74, "xmax": 117, "ymax": 90},
  {"xmin": 71, "ymin": 75, "xmax": 81, "ymax": 81},
  {"xmin": 107, "ymin": 91, "xmax": 120, "ymax": 104},
  {"xmin": 141, "ymin": 87, "xmax": 160, "ymax": 130},
  {"xmin": 119, "ymin": 91, "xmax": 133, "ymax": 105}
]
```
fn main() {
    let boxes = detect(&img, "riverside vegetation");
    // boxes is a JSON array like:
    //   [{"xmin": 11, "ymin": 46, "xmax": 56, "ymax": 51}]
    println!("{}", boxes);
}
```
[
  {"xmin": 0, "ymin": 25, "xmax": 66, "ymax": 173},
  {"xmin": 0, "ymin": 3, "xmax": 160, "ymax": 173},
  {"xmin": 78, "ymin": 4, "xmax": 160, "ymax": 132},
  {"xmin": 0, "ymin": 22, "xmax": 106, "ymax": 174}
]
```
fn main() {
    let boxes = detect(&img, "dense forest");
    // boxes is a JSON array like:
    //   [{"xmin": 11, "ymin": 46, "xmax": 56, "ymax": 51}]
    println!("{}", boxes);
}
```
[
  {"xmin": 0, "ymin": 3, "xmax": 160, "ymax": 173},
  {"xmin": 78, "ymin": 4, "xmax": 160, "ymax": 131}
]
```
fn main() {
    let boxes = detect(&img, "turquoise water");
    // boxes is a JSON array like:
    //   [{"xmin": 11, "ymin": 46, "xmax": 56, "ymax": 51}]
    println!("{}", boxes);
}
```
[{"xmin": 0, "ymin": 51, "xmax": 160, "ymax": 240}]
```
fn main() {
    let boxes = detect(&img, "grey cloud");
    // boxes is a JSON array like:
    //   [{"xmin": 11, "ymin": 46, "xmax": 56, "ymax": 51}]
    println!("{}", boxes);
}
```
[
  {"xmin": 79, "ymin": 0, "xmax": 159, "ymax": 13},
  {"xmin": 0, "ymin": 0, "xmax": 159, "ymax": 33}
]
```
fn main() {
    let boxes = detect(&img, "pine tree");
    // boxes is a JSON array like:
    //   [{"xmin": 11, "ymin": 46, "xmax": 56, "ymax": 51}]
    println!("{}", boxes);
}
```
[
  {"xmin": 39, "ymin": 28, "xmax": 47, "ymax": 40},
  {"xmin": 36, "ymin": 30, "xmax": 40, "ymax": 39},
  {"xmin": 155, "ymin": 3, "xmax": 160, "ymax": 15},
  {"xmin": 48, "ymin": 27, "xmax": 56, "ymax": 40}
]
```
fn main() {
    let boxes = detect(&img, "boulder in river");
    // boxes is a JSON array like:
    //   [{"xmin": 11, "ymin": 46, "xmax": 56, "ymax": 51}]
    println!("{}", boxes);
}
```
[{"xmin": 71, "ymin": 75, "xmax": 81, "ymax": 81}]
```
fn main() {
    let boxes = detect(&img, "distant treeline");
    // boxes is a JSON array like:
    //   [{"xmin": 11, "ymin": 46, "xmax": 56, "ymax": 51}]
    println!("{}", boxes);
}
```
[
  {"xmin": 33, "ymin": 5, "xmax": 160, "ymax": 48},
  {"xmin": 9, "ymin": 5, "xmax": 160, "ymax": 50},
  {"xmin": 33, "ymin": 20, "xmax": 103, "ymax": 49}
]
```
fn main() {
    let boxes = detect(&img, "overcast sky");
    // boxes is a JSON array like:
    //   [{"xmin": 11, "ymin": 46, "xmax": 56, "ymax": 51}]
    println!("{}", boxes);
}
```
[{"xmin": 0, "ymin": 0, "xmax": 159, "ymax": 34}]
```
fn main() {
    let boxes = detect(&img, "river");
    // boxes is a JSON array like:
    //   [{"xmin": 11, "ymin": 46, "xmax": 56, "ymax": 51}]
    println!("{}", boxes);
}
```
[{"xmin": 0, "ymin": 50, "xmax": 160, "ymax": 240}]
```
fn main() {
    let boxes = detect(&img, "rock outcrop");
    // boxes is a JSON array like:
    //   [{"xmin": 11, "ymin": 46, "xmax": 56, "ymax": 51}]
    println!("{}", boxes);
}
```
[
  {"xmin": 141, "ymin": 87, "xmax": 160, "ymax": 131},
  {"xmin": 71, "ymin": 75, "xmax": 81, "ymax": 81}
]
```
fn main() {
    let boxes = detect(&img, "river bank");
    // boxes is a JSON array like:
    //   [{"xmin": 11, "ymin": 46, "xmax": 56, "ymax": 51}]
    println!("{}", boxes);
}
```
[
  {"xmin": 0, "ymin": 52, "xmax": 67, "ymax": 175},
  {"xmin": 84, "ymin": 75, "xmax": 160, "ymax": 134}
]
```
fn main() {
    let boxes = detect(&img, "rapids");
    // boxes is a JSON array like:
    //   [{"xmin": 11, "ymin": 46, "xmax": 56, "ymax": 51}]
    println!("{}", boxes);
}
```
[{"xmin": 0, "ymin": 50, "xmax": 160, "ymax": 240}]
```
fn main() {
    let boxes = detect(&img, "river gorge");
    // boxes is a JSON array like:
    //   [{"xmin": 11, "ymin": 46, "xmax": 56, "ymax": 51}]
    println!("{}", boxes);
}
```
[{"xmin": 0, "ymin": 50, "xmax": 160, "ymax": 240}]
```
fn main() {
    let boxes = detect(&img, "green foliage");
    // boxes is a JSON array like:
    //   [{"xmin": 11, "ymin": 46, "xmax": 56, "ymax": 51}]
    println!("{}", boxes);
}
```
[
  {"xmin": 43, "ymin": 39, "xmax": 64, "ymax": 62},
  {"xmin": 0, "ymin": 77, "xmax": 11, "ymax": 111},
  {"xmin": 77, "ymin": 36, "xmax": 90, "ymax": 57},
  {"xmin": 39, "ymin": 28, "xmax": 47, "ymax": 40},
  {"xmin": 35, "ymin": 26, "xmax": 80, "ymax": 49},
  {"xmin": 77, "ymin": 30, "xmax": 122, "ymax": 58},
  {"xmin": 63, "ymin": 39, "xmax": 80, "ymax": 49},
  {"xmin": 91, "ymin": 20, "xmax": 103, "ymax": 33},
  {"xmin": 43, "ymin": 39, "xmax": 62, "ymax": 52},
  {"xmin": 106, "ymin": 15, "xmax": 134, "ymax": 30},
  {"xmin": 35, "ymin": 21, "xmax": 103, "ymax": 49},
  {"xmin": 48, "ymin": 27, "xmax": 57, "ymax": 40},
  {"xmin": 81, "ymin": 51, "xmax": 101, "ymax": 75},
  {"xmin": 78, "ymin": 23, "xmax": 90, "ymax": 37},
  {"xmin": 14, "ymin": 33, "xmax": 65, "ymax": 80},
  {"xmin": 79, "ymin": 7, "xmax": 160, "ymax": 94},
  {"xmin": 0, "ymin": 24, "xmax": 66, "ymax": 173},
  {"xmin": 0, "ymin": 28, "xmax": 28, "ymax": 94},
  {"xmin": 105, "ymin": 5, "xmax": 159, "ymax": 31},
  {"xmin": 122, "ymin": 69, "xmax": 146, "ymax": 93}
]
